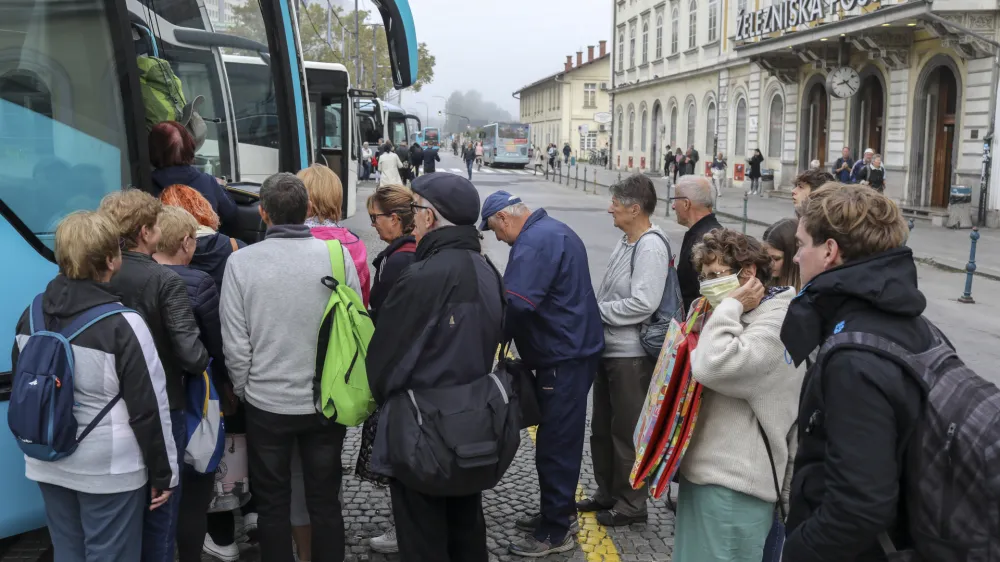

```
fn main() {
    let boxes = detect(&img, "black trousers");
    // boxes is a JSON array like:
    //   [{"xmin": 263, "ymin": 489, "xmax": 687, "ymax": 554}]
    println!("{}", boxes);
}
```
[
  {"xmin": 246, "ymin": 403, "xmax": 347, "ymax": 562},
  {"xmin": 176, "ymin": 468, "xmax": 215, "ymax": 562},
  {"xmin": 390, "ymin": 481, "xmax": 487, "ymax": 562}
]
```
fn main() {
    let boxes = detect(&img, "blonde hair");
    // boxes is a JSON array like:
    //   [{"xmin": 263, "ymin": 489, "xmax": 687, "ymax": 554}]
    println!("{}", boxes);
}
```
[
  {"xmin": 297, "ymin": 164, "xmax": 343, "ymax": 223},
  {"xmin": 801, "ymin": 183, "xmax": 908, "ymax": 262},
  {"xmin": 156, "ymin": 205, "xmax": 198, "ymax": 255},
  {"xmin": 366, "ymin": 184, "xmax": 415, "ymax": 235},
  {"xmin": 55, "ymin": 211, "xmax": 120, "ymax": 280},
  {"xmin": 98, "ymin": 189, "xmax": 162, "ymax": 250}
]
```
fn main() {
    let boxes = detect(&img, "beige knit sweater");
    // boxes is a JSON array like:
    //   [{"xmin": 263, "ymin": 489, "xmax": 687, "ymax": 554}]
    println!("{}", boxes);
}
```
[{"xmin": 680, "ymin": 288, "xmax": 804, "ymax": 508}]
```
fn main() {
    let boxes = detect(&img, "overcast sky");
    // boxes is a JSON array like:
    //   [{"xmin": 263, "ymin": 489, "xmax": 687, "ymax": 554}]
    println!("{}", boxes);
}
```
[{"xmin": 382, "ymin": 0, "xmax": 612, "ymax": 119}]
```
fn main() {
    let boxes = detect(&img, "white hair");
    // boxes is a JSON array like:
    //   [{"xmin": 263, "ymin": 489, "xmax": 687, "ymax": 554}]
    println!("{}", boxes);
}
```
[
  {"xmin": 675, "ymin": 176, "xmax": 714, "ymax": 209},
  {"xmin": 416, "ymin": 195, "xmax": 454, "ymax": 230},
  {"xmin": 487, "ymin": 202, "xmax": 530, "ymax": 228}
]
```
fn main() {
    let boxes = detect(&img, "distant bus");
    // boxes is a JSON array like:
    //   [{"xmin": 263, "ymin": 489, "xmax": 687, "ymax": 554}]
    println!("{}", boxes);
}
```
[
  {"xmin": 423, "ymin": 127, "xmax": 440, "ymax": 148},
  {"xmin": 479, "ymin": 123, "xmax": 530, "ymax": 168}
]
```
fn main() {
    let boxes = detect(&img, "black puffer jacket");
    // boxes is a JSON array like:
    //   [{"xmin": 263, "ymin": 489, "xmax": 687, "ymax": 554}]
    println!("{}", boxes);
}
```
[
  {"xmin": 191, "ymin": 232, "xmax": 246, "ymax": 290},
  {"xmin": 369, "ymin": 235, "xmax": 416, "ymax": 325},
  {"xmin": 780, "ymin": 248, "xmax": 930, "ymax": 562},
  {"xmin": 409, "ymin": 144, "xmax": 424, "ymax": 167},
  {"xmin": 164, "ymin": 264, "xmax": 229, "ymax": 392},
  {"xmin": 110, "ymin": 251, "xmax": 209, "ymax": 409}
]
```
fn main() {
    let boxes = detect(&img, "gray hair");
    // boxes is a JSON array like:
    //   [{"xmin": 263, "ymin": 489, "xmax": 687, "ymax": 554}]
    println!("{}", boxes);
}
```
[
  {"xmin": 487, "ymin": 202, "xmax": 530, "ymax": 228},
  {"xmin": 675, "ymin": 176, "xmax": 714, "ymax": 209},
  {"xmin": 610, "ymin": 174, "xmax": 657, "ymax": 216},
  {"xmin": 416, "ymin": 194, "xmax": 454, "ymax": 230}
]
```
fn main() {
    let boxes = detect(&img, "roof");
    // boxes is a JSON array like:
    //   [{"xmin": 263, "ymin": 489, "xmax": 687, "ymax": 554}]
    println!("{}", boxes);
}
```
[
  {"xmin": 221, "ymin": 54, "xmax": 349, "ymax": 74},
  {"xmin": 513, "ymin": 52, "xmax": 610, "ymax": 95}
]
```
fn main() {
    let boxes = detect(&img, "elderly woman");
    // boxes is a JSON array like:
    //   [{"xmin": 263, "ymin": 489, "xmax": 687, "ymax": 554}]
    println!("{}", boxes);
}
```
[
  {"xmin": 579, "ymin": 174, "xmax": 673, "ymax": 527},
  {"xmin": 673, "ymin": 228, "xmax": 802, "ymax": 562}
]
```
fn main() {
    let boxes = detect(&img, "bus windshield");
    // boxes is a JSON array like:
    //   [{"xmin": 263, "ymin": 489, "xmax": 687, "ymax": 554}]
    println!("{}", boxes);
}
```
[
  {"xmin": 424, "ymin": 127, "xmax": 439, "ymax": 147},
  {"xmin": 498, "ymin": 123, "xmax": 529, "ymax": 142}
]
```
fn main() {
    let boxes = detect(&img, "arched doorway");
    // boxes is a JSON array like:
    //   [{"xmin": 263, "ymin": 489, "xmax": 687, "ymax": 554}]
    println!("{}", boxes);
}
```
[
  {"xmin": 910, "ymin": 56, "xmax": 962, "ymax": 208},
  {"xmin": 651, "ymin": 101, "xmax": 662, "ymax": 173},
  {"xmin": 800, "ymin": 80, "xmax": 829, "ymax": 169},
  {"xmin": 852, "ymin": 70, "xmax": 885, "ymax": 155}
]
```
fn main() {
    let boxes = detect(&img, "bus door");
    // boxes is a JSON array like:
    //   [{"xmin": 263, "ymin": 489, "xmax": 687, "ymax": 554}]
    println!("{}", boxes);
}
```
[{"xmin": 308, "ymin": 67, "xmax": 356, "ymax": 218}]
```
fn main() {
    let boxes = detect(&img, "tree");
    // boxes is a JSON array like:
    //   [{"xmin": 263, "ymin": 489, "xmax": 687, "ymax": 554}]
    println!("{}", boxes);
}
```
[{"xmin": 227, "ymin": 0, "xmax": 435, "ymax": 98}]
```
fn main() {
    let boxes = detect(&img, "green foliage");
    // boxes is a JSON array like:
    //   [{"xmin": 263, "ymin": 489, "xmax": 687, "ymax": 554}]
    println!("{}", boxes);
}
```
[{"xmin": 227, "ymin": 0, "xmax": 435, "ymax": 97}]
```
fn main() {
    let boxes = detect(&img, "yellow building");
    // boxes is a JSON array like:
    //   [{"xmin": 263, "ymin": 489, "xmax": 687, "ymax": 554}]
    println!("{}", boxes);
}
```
[{"xmin": 515, "ymin": 42, "xmax": 612, "ymax": 162}]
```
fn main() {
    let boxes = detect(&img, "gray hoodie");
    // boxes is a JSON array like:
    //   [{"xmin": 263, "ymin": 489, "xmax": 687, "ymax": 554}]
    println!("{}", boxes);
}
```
[{"xmin": 220, "ymin": 225, "xmax": 361, "ymax": 415}]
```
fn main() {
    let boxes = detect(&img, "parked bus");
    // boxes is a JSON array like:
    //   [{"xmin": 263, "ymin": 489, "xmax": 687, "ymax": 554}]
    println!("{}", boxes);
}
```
[
  {"xmin": 0, "ymin": 0, "xmax": 417, "ymax": 547},
  {"xmin": 423, "ymin": 127, "xmax": 441, "ymax": 149},
  {"xmin": 357, "ymin": 99, "xmax": 421, "ymax": 150},
  {"xmin": 479, "ymin": 123, "xmax": 531, "ymax": 168}
]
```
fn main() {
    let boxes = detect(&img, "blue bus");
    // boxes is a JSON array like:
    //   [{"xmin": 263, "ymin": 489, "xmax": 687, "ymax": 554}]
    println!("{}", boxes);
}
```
[
  {"xmin": 0, "ymin": 0, "xmax": 417, "ymax": 547},
  {"xmin": 479, "ymin": 123, "xmax": 530, "ymax": 168},
  {"xmin": 423, "ymin": 127, "xmax": 440, "ymax": 149}
]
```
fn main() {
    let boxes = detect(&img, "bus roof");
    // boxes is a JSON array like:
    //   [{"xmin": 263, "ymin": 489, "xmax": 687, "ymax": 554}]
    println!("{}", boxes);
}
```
[{"xmin": 221, "ymin": 54, "xmax": 349, "ymax": 75}]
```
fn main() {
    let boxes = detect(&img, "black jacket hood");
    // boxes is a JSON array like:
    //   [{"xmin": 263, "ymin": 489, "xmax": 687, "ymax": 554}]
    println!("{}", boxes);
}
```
[
  {"xmin": 781, "ymin": 247, "xmax": 926, "ymax": 366},
  {"xmin": 42, "ymin": 275, "xmax": 120, "ymax": 320}
]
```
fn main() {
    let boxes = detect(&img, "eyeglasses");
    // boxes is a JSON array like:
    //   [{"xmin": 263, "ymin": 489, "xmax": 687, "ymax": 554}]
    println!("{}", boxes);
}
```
[
  {"xmin": 698, "ymin": 268, "xmax": 742, "ymax": 282},
  {"xmin": 668, "ymin": 196, "xmax": 690, "ymax": 202},
  {"xmin": 410, "ymin": 203, "xmax": 432, "ymax": 213},
  {"xmin": 369, "ymin": 212, "xmax": 393, "ymax": 224}
]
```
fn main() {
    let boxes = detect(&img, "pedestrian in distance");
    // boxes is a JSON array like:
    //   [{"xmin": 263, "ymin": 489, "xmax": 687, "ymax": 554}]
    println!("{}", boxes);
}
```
[
  {"xmin": 780, "ymin": 184, "xmax": 934, "ymax": 561},
  {"xmin": 562, "ymin": 143, "xmax": 571, "ymax": 165},
  {"xmin": 361, "ymin": 142, "xmax": 374, "ymax": 181},
  {"xmin": 548, "ymin": 144, "xmax": 558, "ymax": 171},
  {"xmin": 475, "ymin": 140, "xmax": 484, "ymax": 169},
  {"xmin": 857, "ymin": 153, "xmax": 886, "ymax": 193},
  {"xmin": 710, "ymin": 152, "xmax": 727, "ymax": 199},
  {"xmin": 357, "ymin": 185, "xmax": 419, "ymax": 555},
  {"xmin": 220, "ymin": 173, "xmax": 362, "ymax": 562},
  {"xmin": 395, "ymin": 142, "xmax": 412, "ymax": 185},
  {"xmin": 674, "ymin": 148, "xmax": 685, "ymax": 180},
  {"xmin": 366, "ymin": 174, "xmax": 506, "ymax": 562},
  {"xmin": 762, "ymin": 218, "xmax": 801, "ymax": 290},
  {"xmin": 579, "ymin": 174, "xmax": 673, "ymax": 527},
  {"xmin": 99, "ymin": 189, "xmax": 209, "ymax": 562},
  {"xmin": 463, "ymin": 141, "xmax": 477, "ymax": 180},
  {"xmin": 151, "ymin": 206, "xmax": 233, "ymax": 562},
  {"xmin": 378, "ymin": 143, "xmax": 404, "ymax": 187},
  {"xmin": 747, "ymin": 149, "xmax": 764, "ymax": 196},
  {"xmin": 409, "ymin": 141, "xmax": 424, "ymax": 179},
  {"xmin": 850, "ymin": 147, "xmax": 874, "ymax": 183},
  {"xmin": 672, "ymin": 229, "xmax": 803, "ymax": 562},
  {"xmin": 790, "ymin": 168, "xmax": 836, "ymax": 213},
  {"xmin": 671, "ymin": 176, "xmax": 723, "ymax": 312},
  {"xmin": 11, "ymin": 211, "xmax": 178, "ymax": 562},
  {"xmin": 689, "ymin": 144, "xmax": 700, "ymax": 170},
  {"xmin": 832, "ymin": 146, "xmax": 854, "ymax": 183},
  {"xmin": 479, "ymin": 191, "xmax": 605, "ymax": 556},
  {"xmin": 422, "ymin": 141, "xmax": 442, "ymax": 174}
]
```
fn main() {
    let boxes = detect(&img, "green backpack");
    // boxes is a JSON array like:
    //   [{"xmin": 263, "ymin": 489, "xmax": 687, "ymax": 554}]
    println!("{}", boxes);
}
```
[
  {"xmin": 315, "ymin": 240, "xmax": 376, "ymax": 426},
  {"xmin": 137, "ymin": 55, "xmax": 187, "ymax": 131}
]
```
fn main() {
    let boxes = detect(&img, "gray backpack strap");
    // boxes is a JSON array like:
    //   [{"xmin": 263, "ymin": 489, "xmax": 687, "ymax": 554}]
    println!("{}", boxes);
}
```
[{"xmin": 630, "ymin": 230, "xmax": 674, "ymax": 274}]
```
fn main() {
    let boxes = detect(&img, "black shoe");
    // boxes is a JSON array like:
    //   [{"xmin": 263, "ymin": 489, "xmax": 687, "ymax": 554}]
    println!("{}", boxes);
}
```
[
  {"xmin": 595, "ymin": 509, "xmax": 647, "ymax": 527},
  {"xmin": 514, "ymin": 513, "xmax": 580, "ymax": 534},
  {"xmin": 575, "ymin": 496, "xmax": 613, "ymax": 513}
]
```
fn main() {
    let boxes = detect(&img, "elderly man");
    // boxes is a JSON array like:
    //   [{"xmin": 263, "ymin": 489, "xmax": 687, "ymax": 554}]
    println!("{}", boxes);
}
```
[
  {"xmin": 851, "ymin": 148, "xmax": 874, "ymax": 183},
  {"xmin": 480, "ymin": 190, "xmax": 604, "ymax": 556},
  {"xmin": 366, "ymin": 174, "xmax": 504, "ymax": 562},
  {"xmin": 672, "ymin": 176, "xmax": 723, "ymax": 312}
]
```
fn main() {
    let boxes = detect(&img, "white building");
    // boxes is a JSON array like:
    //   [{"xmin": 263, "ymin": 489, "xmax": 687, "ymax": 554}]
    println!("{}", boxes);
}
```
[{"xmin": 205, "ymin": 0, "xmax": 245, "ymax": 31}]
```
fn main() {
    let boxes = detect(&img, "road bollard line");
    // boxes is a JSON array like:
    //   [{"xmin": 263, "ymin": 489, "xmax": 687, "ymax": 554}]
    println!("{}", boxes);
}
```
[
  {"xmin": 959, "ymin": 227, "xmax": 980, "ymax": 304},
  {"xmin": 742, "ymin": 191, "xmax": 749, "ymax": 235}
]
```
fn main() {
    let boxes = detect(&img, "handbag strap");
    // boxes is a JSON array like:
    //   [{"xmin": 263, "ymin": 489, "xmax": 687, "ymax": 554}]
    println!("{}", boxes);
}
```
[{"xmin": 757, "ymin": 420, "xmax": 787, "ymax": 521}]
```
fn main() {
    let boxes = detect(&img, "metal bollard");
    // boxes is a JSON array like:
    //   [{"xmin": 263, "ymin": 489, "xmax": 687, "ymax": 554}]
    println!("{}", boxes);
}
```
[
  {"xmin": 575, "ymin": 166, "xmax": 579, "ymax": 189},
  {"xmin": 584, "ymin": 168, "xmax": 588, "ymax": 193},
  {"xmin": 959, "ymin": 227, "xmax": 980, "ymax": 304},
  {"xmin": 618, "ymin": 171, "xmax": 622, "ymax": 183},
  {"xmin": 905, "ymin": 219, "xmax": 915, "ymax": 246},
  {"xmin": 665, "ymin": 180, "xmax": 671, "ymax": 217},
  {"xmin": 558, "ymin": 166, "xmax": 562, "ymax": 184},
  {"xmin": 544, "ymin": 165, "xmax": 548, "ymax": 180},
  {"xmin": 742, "ymin": 191, "xmax": 749, "ymax": 235}
]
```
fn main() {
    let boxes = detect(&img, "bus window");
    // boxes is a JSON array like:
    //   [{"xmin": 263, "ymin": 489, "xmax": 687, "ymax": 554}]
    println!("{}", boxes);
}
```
[
  {"xmin": 389, "ymin": 118, "xmax": 407, "ymax": 148},
  {"xmin": 321, "ymin": 101, "xmax": 343, "ymax": 150},
  {"xmin": 225, "ymin": 61, "xmax": 279, "ymax": 150},
  {"xmin": 0, "ymin": 0, "xmax": 132, "ymax": 243}
]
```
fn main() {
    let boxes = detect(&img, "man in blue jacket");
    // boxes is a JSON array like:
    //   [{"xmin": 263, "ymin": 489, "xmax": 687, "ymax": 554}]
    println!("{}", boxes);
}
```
[{"xmin": 480, "ymin": 190, "xmax": 605, "ymax": 558}]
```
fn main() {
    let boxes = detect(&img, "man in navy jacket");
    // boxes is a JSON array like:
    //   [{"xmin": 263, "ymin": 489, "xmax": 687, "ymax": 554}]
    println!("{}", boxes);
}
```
[{"xmin": 480, "ymin": 190, "xmax": 604, "ymax": 557}]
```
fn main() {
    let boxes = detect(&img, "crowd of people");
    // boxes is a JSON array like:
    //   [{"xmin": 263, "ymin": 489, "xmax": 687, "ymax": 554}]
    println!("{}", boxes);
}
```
[{"xmin": 11, "ymin": 115, "xmax": 993, "ymax": 562}]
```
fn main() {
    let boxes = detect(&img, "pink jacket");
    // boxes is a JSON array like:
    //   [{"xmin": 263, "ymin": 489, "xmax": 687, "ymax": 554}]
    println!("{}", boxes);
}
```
[{"xmin": 310, "ymin": 225, "xmax": 371, "ymax": 307}]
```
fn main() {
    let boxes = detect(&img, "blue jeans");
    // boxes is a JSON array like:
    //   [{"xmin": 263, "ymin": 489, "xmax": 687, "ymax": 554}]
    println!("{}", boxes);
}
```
[
  {"xmin": 142, "ymin": 408, "xmax": 186, "ymax": 562},
  {"xmin": 534, "ymin": 356, "xmax": 597, "ymax": 543},
  {"xmin": 466, "ymin": 159, "xmax": 474, "ymax": 180},
  {"xmin": 40, "ymin": 483, "xmax": 145, "ymax": 562}
]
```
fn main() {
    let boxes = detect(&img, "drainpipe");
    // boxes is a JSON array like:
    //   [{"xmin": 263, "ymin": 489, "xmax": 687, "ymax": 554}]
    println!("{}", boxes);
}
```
[{"xmin": 609, "ymin": 1, "xmax": 617, "ymax": 171}]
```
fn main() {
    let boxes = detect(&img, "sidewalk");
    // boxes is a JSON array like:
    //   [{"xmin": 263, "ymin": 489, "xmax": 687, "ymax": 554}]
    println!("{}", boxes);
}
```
[{"xmin": 565, "ymin": 163, "xmax": 1000, "ymax": 281}]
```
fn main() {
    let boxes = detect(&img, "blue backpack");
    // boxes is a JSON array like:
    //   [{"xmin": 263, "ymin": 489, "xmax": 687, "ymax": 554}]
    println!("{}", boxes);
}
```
[
  {"xmin": 184, "ymin": 366, "xmax": 225, "ymax": 473},
  {"xmin": 8, "ymin": 295, "xmax": 131, "ymax": 462}
]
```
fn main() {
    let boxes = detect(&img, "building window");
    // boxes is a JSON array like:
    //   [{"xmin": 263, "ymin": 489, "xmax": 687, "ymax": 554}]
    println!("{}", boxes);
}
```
[
  {"xmin": 670, "ymin": 105, "xmax": 678, "ymax": 145},
  {"xmin": 641, "ymin": 110, "xmax": 649, "ymax": 151},
  {"xmin": 688, "ymin": 0, "xmax": 697, "ymax": 50},
  {"xmin": 581, "ymin": 131, "xmax": 598, "ymax": 151},
  {"xmin": 642, "ymin": 22, "xmax": 649, "ymax": 64},
  {"xmin": 708, "ymin": 0, "xmax": 718, "ymax": 42},
  {"xmin": 629, "ymin": 26, "xmax": 636, "ymax": 68},
  {"xmin": 584, "ymin": 83, "xmax": 597, "ymax": 108},
  {"xmin": 768, "ymin": 94, "xmax": 784, "ymax": 158},
  {"xmin": 735, "ymin": 97, "xmax": 747, "ymax": 157},
  {"xmin": 706, "ymin": 101, "xmax": 716, "ymax": 154},
  {"xmin": 629, "ymin": 110, "xmax": 636, "ymax": 150},
  {"xmin": 686, "ymin": 101, "xmax": 696, "ymax": 149},
  {"xmin": 618, "ymin": 111, "xmax": 624, "ymax": 151},
  {"xmin": 671, "ymin": 9, "xmax": 679, "ymax": 54},
  {"xmin": 618, "ymin": 31, "xmax": 625, "ymax": 72},
  {"xmin": 656, "ymin": 15, "xmax": 664, "ymax": 59}
]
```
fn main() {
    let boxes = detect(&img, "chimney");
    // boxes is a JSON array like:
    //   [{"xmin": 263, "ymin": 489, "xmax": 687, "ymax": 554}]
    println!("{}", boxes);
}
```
[
  {"xmin": 588, "ymin": 45, "xmax": 595, "ymax": 62},
  {"xmin": 565, "ymin": 55, "xmax": 573, "ymax": 71},
  {"xmin": 599, "ymin": 40, "xmax": 607, "ymax": 57},
  {"xmin": 577, "ymin": 51, "xmax": 583, "ymax": 67}
]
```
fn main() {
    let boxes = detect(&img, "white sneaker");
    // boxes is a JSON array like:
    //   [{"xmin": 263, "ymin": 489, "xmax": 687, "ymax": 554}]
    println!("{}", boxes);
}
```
[
  {"xmin": 369, "ymin": 527, "xmax": 399, "ymax": 554},
  {"xmin": 203, "ymin": 533, "xmax": 240, "ymax": 562},
  {"xmin": 243, "ymin": 512, "xmax": 259, "ymax": 536}
]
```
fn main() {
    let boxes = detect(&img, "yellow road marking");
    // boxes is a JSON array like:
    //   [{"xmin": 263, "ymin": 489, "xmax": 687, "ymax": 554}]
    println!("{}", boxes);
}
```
[{"xmin": 527, "ymin": 426, "xmax": 622, "ymax": 562}]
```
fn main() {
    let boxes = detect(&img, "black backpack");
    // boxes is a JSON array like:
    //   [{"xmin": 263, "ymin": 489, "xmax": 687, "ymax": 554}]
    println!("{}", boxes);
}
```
[
  {"xmin": 630, "ymin": 230, "xmax": 685, "ymax": 356},
  {"xmin": 817, "ymin": 318, "xmax": 1000, "ymax": 560}
]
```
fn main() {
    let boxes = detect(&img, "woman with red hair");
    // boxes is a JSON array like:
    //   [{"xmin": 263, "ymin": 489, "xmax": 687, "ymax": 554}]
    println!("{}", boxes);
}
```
[
  {"xmin": 160, "ymin": 184, "xmax": 245, "ymax": 289},
  {"xmin": 149, "ymin": 121, "xmax": 238, "ymax": 231}
]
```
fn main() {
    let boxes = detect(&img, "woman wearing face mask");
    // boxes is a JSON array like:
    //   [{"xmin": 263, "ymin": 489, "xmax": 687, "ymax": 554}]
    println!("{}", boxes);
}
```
[
  {"xmin": 672, "ymin": 229, "xmax": 803, "ymax": 562},
  {"xmin": 762, "ymin": 218, "xmax": 800, "ymax": 290}
]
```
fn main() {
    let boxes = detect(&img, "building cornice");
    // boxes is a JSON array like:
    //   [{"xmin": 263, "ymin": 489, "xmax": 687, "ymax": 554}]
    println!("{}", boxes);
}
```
[{"xmin": 611, "ymin": 57, "xmax": 748, "ymax": 94}]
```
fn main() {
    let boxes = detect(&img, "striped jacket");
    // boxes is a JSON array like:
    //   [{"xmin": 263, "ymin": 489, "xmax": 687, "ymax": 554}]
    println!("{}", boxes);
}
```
[{"xmin": 13, "ymin": 276, "xmax": 178, "ymax": 493}]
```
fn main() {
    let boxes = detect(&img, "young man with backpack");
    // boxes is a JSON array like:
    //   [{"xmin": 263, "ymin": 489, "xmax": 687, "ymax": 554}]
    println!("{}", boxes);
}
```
[
  {"xmin": 10, "ymin": 211, "xmax": 177, "ymax": 562},
  {"xmin": 220, "ymin": 172, "xmax": 361, "ymax": 562},
  {"xmin": 781, "ymin": 184, "xmax": 1000, "ymax": 560},
  {"xmin": 99, "ymin": 189, "xmax": 209, "ymax": 562},
  {"xmin": 479, "ymin": 190, "xmax": 605, "ymax": 556}
]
